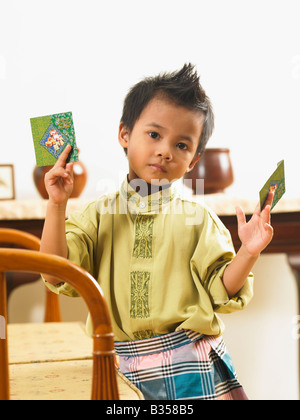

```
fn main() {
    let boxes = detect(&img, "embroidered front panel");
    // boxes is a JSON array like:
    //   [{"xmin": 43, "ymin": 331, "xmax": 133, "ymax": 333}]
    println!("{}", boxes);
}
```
[
  {"xmin": 133, "ymin": 329, "xmax": 155, "ymax": 340},
  {"xmin": 130, "ymin": 271, "xmax": 150, "ymax": 318},
  {"xmin": 132, "ymin": 215, "xmax": 154, "ymax": 259}
]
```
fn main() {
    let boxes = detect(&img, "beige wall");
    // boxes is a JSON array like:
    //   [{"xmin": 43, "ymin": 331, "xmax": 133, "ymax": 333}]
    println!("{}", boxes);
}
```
[
  {"xmin": 8, "ymin": 253, "xmax": 299, "ymax": 400},
  {"xmin": 222, "ymin": 254, "xmax": 299, "ymax": 400}
]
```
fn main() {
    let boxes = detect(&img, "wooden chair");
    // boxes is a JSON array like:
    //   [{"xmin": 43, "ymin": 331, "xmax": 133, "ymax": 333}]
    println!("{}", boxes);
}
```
[
  {"xmin": 0, "ymin": 248, "xmax": 120, "ymax": 400},
  {"xmin": 0, "ymin": 228, "xmax": 61, "ymax": 322}
]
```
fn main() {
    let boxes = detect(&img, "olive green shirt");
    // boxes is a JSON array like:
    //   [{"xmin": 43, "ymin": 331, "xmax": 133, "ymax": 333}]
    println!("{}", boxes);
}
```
[{"xmin": 45, "ymin": 178, "xmax": 253, "ymax": 341}]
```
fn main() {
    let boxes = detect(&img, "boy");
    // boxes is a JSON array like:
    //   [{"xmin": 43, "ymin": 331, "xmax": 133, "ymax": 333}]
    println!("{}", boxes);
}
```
[{"xmin": 41, "ymin": 64, "xmax": 273, "ymax": 400}]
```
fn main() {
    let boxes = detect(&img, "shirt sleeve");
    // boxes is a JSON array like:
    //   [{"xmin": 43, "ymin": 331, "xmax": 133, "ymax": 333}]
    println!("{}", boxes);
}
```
[
  {"xmin": 192, "ymin": 206, "xmax": 254, "ymax": 313},
  {"xmin": 43, "ymin": 201, "xmax": 99, "ymax": 298}
]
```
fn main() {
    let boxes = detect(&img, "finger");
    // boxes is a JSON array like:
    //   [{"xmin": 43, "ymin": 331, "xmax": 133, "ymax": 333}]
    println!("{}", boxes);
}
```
[
  {"xmin": 46, "ymin": 166, "xmax": 71, "ymax": 183},
  {"xmin": 262, "ymin": 191, "xmax": 274, "ymax": 210},
  {"xmin": 54, "ymin": 144, "xmax": 72, "ymax": 168},
  {"xmin": 261, "ymin": 204, "xmax": 272, "ymax": 225},
  {"xmin": 65, "ymin": 162, "xmax": 74, "ymax": 174},
  {"xmin": 254, "ymin": 201, "xmax": 261, "ymax": 215},
  {"xmin": 236, "ymin": 206, "xmax": 246, "ymax": 227},
  {"xmin": 264, "ymin": 222, "xmax": 274, "ymax": 239},
  {"xmin": 64, "ymin": 163, "xmax": 74, "ymax": 184}
]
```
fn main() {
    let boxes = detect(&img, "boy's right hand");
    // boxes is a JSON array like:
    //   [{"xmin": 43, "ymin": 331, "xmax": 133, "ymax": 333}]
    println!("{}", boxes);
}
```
[{"xmin": 44, "ymin": 144, "xmax": 74, "ymax": 205}]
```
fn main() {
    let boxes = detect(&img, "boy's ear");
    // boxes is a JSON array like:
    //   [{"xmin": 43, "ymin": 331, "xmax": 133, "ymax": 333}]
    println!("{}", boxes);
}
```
[
  {"xmin": 118, "ymin": 123, "xmax": 130, "ymax": 149},
  {"xmin": 186, "ymin": 153, "xmax": 201, "ymax": 173}
]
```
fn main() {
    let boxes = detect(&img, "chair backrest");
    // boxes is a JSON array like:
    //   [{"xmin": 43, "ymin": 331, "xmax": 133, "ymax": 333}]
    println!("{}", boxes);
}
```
[
  {"xmin": 0, "ymin": 248, "xmax": 119, "ymax": 400},
  {"xmin": 0, "ymin": 228, "xmax": 61, "ymax": 322}
]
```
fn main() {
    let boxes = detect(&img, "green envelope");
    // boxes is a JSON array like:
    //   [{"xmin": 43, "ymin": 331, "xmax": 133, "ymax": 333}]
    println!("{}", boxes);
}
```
[
  {"xmin": 259, "ymin": 160, "xmax": 286, "ymax": 211},
  {"xmin": 30, "ymin": 111, "xmax": 79, "ymax": 167}
]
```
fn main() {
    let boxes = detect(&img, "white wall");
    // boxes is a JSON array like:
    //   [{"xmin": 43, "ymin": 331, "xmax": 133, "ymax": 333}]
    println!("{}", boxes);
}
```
[
  {"xmin": 2, "ymin": 0, "xmax": 300, "ymax": 400},
  {"xmin": 1, "ymin": 0, "xmax": 300, "ymax": 200}
]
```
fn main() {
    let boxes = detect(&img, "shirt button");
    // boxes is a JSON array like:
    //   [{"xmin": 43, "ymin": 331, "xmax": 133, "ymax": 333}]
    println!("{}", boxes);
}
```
[{"xmin": 138, "ymin": 202, "xmax": 146, "ymax": 209}]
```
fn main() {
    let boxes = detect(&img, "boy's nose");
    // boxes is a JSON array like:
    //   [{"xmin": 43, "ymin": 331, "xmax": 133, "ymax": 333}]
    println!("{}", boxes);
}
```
[{"xmin": 156, "ymin": 144, "xmax": 172, "ymax": 161}]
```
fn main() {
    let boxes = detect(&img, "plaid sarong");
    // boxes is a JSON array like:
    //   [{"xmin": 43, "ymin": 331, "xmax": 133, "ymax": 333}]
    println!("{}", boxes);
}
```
[{"xmin": 115, "ymin": 330, "xmax": 248, "ymax": 400}]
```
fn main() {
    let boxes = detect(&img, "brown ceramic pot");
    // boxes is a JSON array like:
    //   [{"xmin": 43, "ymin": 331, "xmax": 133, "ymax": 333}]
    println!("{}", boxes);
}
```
[
  {"xmin": 184, "ymin": 148, "xmax": 234, "ymax": 194},
  {"xmin": 33, "ymin": 161, "xmax": 88, "ymax": 199}
]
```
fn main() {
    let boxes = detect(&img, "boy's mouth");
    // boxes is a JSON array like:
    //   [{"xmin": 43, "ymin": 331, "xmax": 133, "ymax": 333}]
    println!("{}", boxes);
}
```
[{"xmin": 148, "ymin": 163, "xmax": 167, "ymax": 173}]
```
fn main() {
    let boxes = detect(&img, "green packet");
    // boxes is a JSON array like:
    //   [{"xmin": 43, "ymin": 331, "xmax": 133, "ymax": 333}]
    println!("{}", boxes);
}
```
[
  {"xmin": 30, "ymin": 111, "xmax": 79, "ymax": 167},
  {"xmin": 259, "ymin": 160, "xmax": 286, "ymax": 211}
]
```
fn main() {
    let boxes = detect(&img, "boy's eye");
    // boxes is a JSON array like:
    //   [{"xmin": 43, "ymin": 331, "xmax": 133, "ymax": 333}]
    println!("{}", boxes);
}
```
[
  {"xmin": 149, "ymin": 131, "xmax": 160, "ymax": 139},
  {"xmin": 177, "ymin": 142, "xmax": 188, "ymax": 150}
]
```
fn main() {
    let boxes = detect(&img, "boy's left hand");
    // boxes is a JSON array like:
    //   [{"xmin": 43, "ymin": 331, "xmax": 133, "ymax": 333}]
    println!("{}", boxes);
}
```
[{"xmin": 235, "ymin": 191, "xmax": 274, "ymax": 257}]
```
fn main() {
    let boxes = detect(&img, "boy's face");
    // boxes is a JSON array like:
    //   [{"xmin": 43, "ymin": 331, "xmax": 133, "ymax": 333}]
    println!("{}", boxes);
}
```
[{"xmin": 118, "ymin": 97, "xmax": 203, "ymax": 185}]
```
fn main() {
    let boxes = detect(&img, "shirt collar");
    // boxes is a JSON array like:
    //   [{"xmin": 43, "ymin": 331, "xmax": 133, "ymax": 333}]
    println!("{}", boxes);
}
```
[{"xmin": 120, "ymin": 176, "xmax": 177, "ymax": 214}]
